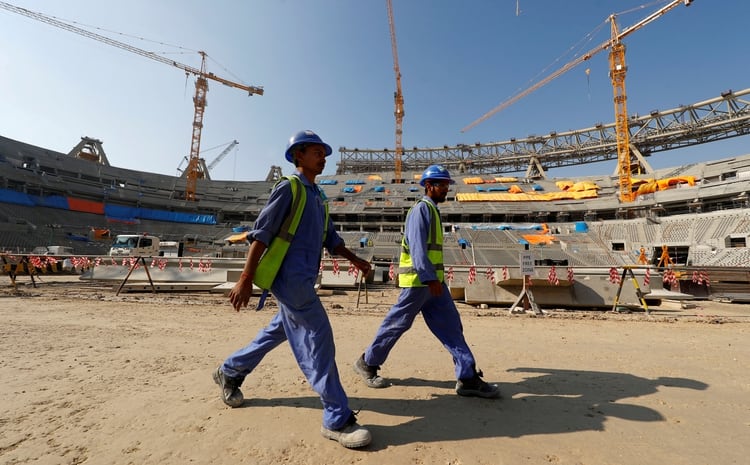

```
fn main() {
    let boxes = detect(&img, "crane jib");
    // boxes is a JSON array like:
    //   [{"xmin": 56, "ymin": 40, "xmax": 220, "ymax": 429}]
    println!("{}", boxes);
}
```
[{"xmin": 0, "ymin": 0, "xmax": 263, "ymax": 201}]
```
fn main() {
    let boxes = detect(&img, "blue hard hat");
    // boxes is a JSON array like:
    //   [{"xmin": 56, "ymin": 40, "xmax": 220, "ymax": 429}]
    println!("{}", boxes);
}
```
[
  {"xmin": 284, "ymin": 130, "xmax": 332, "ymax": 163},
  {"xmin": 419, "ymin": 164, "xmax": 455, "ymax": 186}
]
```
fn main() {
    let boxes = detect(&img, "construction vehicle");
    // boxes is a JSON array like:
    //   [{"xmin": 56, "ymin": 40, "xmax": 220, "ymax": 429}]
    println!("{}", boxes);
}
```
[
  {"xmin": 0, "ymin": 2, "xmax": 263, "ymax": 201},
  {"xmin": 461, "ymin": 0, "xmax": 694, "ymax": 202},
  {"xmin": 158, "ymin": 241, "xmax": 182, "ymax": 257},
  {"xmin": 108, "ymin": 234, "xmax": 160, "ymax": 257},
  {"xmin": 32, "ymin": 245, "xmax": 75, "ymax": 256},
  {"xmin": 386, "ymin": 0, "xmax": 405, "ymax": 183}
]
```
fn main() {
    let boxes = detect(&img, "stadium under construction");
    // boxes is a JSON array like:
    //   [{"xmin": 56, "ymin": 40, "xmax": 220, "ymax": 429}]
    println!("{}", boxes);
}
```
[{"xmin": 1, "ymin": 88, "xmax": 749, "ymax": 308}]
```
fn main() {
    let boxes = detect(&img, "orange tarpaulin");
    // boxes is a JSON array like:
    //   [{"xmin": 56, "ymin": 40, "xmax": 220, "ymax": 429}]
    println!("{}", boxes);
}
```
[
  {"xmin": 657, "ymin": 176, "xmax": 695, "ymax": 190},
  {"xmin": 456, "ymin": 190, "xmax": 599, "ymax": 202},
  {"xmin": 569, "ymin": 181, "xmax": 599, "ymax": 192},
  {"xmin": 555, "ymin": 180, "xmax": 600, "ymax": 192},
  {"xmin": 635, "ymin": 181, "xmax": 658, "ymax": 196},
  {"xmin": 90, "ymin": 228, "xmax": 111, "ymax": 240},
  {"xmin": 556, "ymin": 180, "xmax": 574, "ymax": 191},
  {"xmin": 522, "ymin": 234, "xmax": 556, "ymax": 245},
  {"xmin": 633, "ymin": 176, "xmax": 697, "ymax": 197}
]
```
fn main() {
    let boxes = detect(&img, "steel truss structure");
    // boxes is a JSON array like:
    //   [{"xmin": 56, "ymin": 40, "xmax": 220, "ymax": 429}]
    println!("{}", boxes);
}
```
[{"xmin": 336, "ymin": 88, "xmax": 750, "ymax": 178}]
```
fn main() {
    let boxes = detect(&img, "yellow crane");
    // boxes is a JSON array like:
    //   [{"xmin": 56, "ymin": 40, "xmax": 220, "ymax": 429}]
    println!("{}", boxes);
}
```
[
  {"xmin": 0, "ymin": 2, "xmax": 263, "ymax": 201},
  {"xmin": 461, "ymin": 0, "xmax": 693, "ymax": 202},
  {"xmin": 386, "ymin": 0, "xmax": 405, "ymax": 183}
]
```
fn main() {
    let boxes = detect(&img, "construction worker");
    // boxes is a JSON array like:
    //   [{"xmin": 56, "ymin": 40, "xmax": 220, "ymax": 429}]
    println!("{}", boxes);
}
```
[
  {"xmin": 213, "ymin": 130, "xmax": 373, "ymax": 448},
  {"xmin": 354, "ymin": 164, "xmax": 500, "ymax": 399}
]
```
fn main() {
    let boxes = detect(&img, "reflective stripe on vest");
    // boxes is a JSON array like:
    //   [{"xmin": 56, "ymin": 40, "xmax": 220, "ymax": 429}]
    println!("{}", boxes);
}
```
[
  {"xmin": 398, "ymin": 199, "xmax": 444, "ymax": 287},
  {"xmin": 254, "ymin": 175, "xmax": 329, "ymax": 290}
]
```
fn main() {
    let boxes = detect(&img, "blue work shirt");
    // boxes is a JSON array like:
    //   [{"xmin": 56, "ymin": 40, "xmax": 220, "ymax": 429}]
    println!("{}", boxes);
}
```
[
  {"xmin": 403, "ymin": 196, "xmax": 441, "ymax": 284},
  {"xmin": 249, "ymin": 174, "xmax": 343, "ymax": 300}
]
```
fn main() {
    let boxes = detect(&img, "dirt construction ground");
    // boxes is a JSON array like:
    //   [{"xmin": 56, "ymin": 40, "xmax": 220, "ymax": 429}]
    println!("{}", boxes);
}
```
[{"xmin": 1, "ymin": 275, "xmax": 748, "ymax": 465}]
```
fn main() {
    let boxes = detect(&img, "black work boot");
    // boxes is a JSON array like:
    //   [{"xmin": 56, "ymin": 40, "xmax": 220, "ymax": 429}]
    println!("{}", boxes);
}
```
[
  {"xmin": 456, "ymin": 369, "xmax": 501, "ymax": 399},
  {"xmin": 353, "ymin": 354, "xmax": 388, "ymax": 388}
]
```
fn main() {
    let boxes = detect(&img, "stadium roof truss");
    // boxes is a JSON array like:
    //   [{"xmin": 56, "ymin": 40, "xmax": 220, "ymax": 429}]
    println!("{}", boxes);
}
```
[{"xmin": 336, "ymin": 88, "xmax": 750, "ymax": 177}]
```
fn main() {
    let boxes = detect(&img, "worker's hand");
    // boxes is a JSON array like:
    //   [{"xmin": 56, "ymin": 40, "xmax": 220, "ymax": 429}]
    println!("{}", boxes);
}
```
[
  {"xmin": 228, "ymin": 278, "xmax": 253, "ymax": 312},
  {"xmin": 427, "ymin": 280, "xmax": 443, "ymax": 296},
  {"xmin": 352, "ymin": 257, "xmax": 372, "ymax": 276}
]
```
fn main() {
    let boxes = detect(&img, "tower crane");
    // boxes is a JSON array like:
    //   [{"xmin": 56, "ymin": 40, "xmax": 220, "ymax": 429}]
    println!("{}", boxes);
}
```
[
  {"xmin": 386, "ymin": 0, "xmax": 405, "ymax": 183},
  {"xmin": 0, "ymin": 2, "xmax": 263, "ymax": 201},
  {"xmin": 178, "ymin": 139, "xmax": 239, "ymax": 180},
  {"xmin": 461, "ymin": 0, "xmax": 693, "ymax": 202},
  {"xmin": 205, "ymin": 139, "xmax": 239, "ymax": 176}
]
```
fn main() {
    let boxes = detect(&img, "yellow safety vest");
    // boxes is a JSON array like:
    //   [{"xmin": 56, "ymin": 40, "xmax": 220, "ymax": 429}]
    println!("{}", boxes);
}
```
[
  {"xmin": 254, "ymin": 175, "xmax": 329, "ymax": 290},
  {"xmin": 398, "ymin": 199, "xmax": 444, "ymax": 287}
]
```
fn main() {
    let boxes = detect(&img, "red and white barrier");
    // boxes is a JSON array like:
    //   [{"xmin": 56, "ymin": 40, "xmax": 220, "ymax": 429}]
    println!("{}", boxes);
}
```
[
  {"xmin": 548, "ymin": 265, "xmax": 559, "ymax": 286},
  {"xmin": 608, "ymin": 267, "xmax": 621, "ymax": 284},
  {"xmin": 485, "ymin": 267, "xmax": 495, "ymax": 284}
]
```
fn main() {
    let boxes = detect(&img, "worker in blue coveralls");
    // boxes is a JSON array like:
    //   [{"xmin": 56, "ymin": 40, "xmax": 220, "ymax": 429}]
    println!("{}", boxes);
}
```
[
  {"xmin": 213, "ymin": 130, "xmax": 373, "ymax": 448},
  {"xmin": 354, "ymin": 164, "xmax": 500, "ymax": 399}
]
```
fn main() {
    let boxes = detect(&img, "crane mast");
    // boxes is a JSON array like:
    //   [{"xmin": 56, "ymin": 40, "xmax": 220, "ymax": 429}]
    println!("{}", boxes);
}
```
[
  {"xmin": 0, "ymin": 1, "xmax": 263, "ymax": 201},
  {"xmin": 386, "ymin": 0, "xmax": 405, "ymax": 183},
  {"xmin": 461, "ymin": 0, "xmax": 693, "ymax": 202},
  {"xmin": 609, "ymin": 17, "xmax": 632, "ymax": 202}
]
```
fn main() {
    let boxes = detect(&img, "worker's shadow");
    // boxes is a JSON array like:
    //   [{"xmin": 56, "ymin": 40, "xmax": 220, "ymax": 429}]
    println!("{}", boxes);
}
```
[{"xmin": 247, "ymin": 367, "xmax": 707, "ymax": 450}]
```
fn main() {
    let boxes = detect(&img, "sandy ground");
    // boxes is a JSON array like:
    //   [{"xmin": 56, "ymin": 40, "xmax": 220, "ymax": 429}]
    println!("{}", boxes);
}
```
[{"xmin": 1, "ymin": 275, "xmax": 748, "ymax": 465}]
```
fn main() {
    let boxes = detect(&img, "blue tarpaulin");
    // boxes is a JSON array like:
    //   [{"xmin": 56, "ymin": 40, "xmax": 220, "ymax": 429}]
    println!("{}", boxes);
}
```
[{"xmin": 0, "ymin": 188, "xmax": 34, "ymax": 206}]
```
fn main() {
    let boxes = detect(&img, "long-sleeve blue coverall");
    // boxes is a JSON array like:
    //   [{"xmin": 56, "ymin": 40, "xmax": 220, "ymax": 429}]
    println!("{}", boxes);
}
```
[
  {"xmin": 363, "ymin": 196, "xmax": 478, "ymax": 380},
  {"xmin": 221, "ymin": 175, "xmax": 353, "ymax": 430}
]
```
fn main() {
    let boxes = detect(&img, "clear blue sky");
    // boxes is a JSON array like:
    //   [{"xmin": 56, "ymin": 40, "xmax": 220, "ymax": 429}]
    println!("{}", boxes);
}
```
[{"xmin": 1, "ymin": 0, "xmax": 748, "ymax": 181}]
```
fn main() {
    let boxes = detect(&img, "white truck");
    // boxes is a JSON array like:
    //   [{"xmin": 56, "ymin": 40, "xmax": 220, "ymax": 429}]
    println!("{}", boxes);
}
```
[
  {"xmin": 108, "ymin": 234, "xmax": 160, "ymax": 257},
  {"xmin": 32, "ymin": 245, "xmax": 75, "ymax": 256},
  {"xmin": 158, "ymin": 240, "xmax": 181, "ymax": 257}
]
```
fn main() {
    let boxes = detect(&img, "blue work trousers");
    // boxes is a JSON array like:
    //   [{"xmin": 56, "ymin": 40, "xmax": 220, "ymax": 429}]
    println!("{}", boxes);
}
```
[
  {"xmin": 222, "ymin": 293, "xmax": 352, "ymax": 430},
  {"xmin": 364, "ymin": 283, "xmax": 477, "ymax": 380}
]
